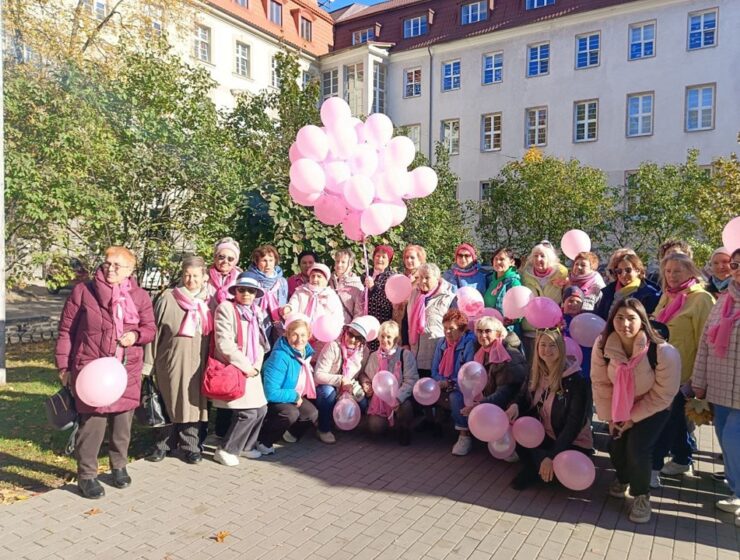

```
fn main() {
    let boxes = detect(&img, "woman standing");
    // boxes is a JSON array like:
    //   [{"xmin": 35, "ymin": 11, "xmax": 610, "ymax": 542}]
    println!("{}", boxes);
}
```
[
  {"xmin": 595, "ymin": 250, "xmax": 661, "ymax": 321},
  {"xmin": 506, "ymin": 329, "xmax": 593, "ymax": 490},
  {"xmin": 591, "ymin": 298, "xmax": 681, "ymax": 524},
  {"xmin": 706, "ymin": 247, "xmax": 732, "ymax": 296},
  {"xmin": 56, "ymin": 247, "xmax": 156, "ymax": 499},
  {"xmin": 143, "ymin": 256, "xmax": 211, "ymax": 465},
  {"xmin": 287, "ymin": 250, "xmax": 318, "ymax": 298},
  {"xmin": 329, "ymin": 249, "xmax": 364, "ymax": 324},
  {"xmin": 567, "ymin": 252, "xmax": 606, "ymax": 312},
  {"xmin": 244, "ymin": 244, "xmax": 288, "ymax": 340},
  {"xmin": 483, "ymin": 247, "xmax": 522, "ymax": 317},
  {"xmin": 393, "ymin": 245, "xmax": 427, "ymax": 326},
  {"xmin": 206, "ymin": 237, "xmax": 242, "ymax": 309},
  {"xmin": 651, "ymin": 254, "xmax": 714, "ymax": 483},
  {"xmin": 364, "ymin": 245, "xmax": 396, "ymax": 352},
  {"xmin": 692, "ymin": 248, "xmax": 740, "ymax": 527},
  {"xmin": 443, "ymin": 243, "xmax": 491, "ymax": 295}
]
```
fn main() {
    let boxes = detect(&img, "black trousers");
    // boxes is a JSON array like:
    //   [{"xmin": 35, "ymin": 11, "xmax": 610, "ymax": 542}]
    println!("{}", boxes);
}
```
[
  {"xmin": 517, "ymin": 436, "xmax": 593, "ymax": 480},
  {"xmin": 155, "ymin": 422, "xmax": 200, "ymax": 454},
  {"xmin": 258, "ymin": 401, "xmax": 318, "ymax": 447}
]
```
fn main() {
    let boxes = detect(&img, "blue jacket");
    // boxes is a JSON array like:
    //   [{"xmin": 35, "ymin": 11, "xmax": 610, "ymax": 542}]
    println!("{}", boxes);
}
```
[
  {"xmin": 262, "ymin": 336, "xmax": 315, "ymax": 403},
  {"xmin": 594, "ymin": 279, "xmax": 662, "ymax": 320},
  {"xmin": 442, "ymin": 263, "xmax": 492, "ymax": 295},
  {"xmin": 431, "ymin": 330, "xmax": 477, "ymax": 383}
]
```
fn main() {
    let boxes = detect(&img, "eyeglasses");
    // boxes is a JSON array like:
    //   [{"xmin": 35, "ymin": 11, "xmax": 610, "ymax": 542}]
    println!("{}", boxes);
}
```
[
  {"xmin": 476, "ymin": 328, "xmax": 494, "ymax": 334},
  {"xmin": 102, "ymin": 262, "xmax": 132, "ymax": 271},
  {"xmin": 457, "ymin": 253, "xmax": 473, "ymax": 259},
  {"xmin": 217, "ymin": 254, "xmax": 236, "ymax": 263},
  {"xmin": 235, "ymin": 287, "xmax": 257, "ymax": 294},
  {"xmin": 345, "ymin": 330, "xmax": 364, "ymax": 341},
  {"xmin": 730, "ymin": 262, "xmax": 740, "ymax": 271},
  {"xmin": 612, "ymin": 267, "xmax": 634, "ymax": 276}
]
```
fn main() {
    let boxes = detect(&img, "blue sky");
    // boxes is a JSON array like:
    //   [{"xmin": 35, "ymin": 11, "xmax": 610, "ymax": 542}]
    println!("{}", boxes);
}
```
[{"xmin": 322, "ymin": 0, "xmax": 387, "ymax": 13}]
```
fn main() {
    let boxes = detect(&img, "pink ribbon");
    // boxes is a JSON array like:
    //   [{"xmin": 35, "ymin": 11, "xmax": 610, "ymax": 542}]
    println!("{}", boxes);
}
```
[
  {"xmin": 656, "ymin": 278, "xmax": 697, "ymax": 324},
  {"xmin": 341, "ymin": 343, "xmax": 363, "ymax": 380},
  {"xmin": 611, "ymin": 342, "xmax": 650, "ymax": 422},
  {"xmin": 706, "ymin": 292, "xmax": 740, "ymax": 358},
  {"xmin": 295, "ymin": 357, "xmax": 316, "ymax": 399},
  {"xmin": 172, "ymin": 287, "xmax": 212, "ymax": 337}
]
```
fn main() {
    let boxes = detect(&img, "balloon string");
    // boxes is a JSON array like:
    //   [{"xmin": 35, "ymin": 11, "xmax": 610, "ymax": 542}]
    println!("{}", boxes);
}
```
[{"xmin": 362, "ymin": 238, "xmax": 370, "ymax": 315}]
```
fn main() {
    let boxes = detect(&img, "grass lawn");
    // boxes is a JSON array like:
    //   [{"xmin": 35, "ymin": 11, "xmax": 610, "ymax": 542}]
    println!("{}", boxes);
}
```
[{"xmin": 0, "ymin": 342, "xmax": 154, "ymax": 504}]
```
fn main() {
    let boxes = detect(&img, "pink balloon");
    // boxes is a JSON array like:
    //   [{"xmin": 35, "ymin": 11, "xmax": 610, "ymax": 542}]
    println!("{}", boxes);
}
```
[
  {"xmin": 343, "ymin": 175, "xmax": 375, "ymax": 211},
  {"xmin": 312, "ymin": 313, "xmax": 344, "ymax": 343},
  {"xmin": 560, "ymin": 229, "xmax": 592, "ymax": 260},
  {"xmin": 314, "ymin": 193, "xmax": 348, "ymax": 226},
  {"xmin": 502, "ymin": 286, "xmax": 534, "ymax": 319},
  {"xmin": 457, "ymin": 361, "xmax": 487, "ymax": 406},
  {"xmin": 413, "ymin": 378, "xmax": 441, "ymax": 406},
  {"xmin": 289, "ymin": 182, "xmax": 321, "ymax": 207},
  {"xmin": 512, "ymin": 416, "xmax": 546, "ymax": 448},
  {"xmin": 569, "ymin": 313, "xmax": 606, "ymax": 348},
  {"xmin": 349, "ymin": 144, "xmax": 379, "ymax": 177},
  {"xmin": 372, "ymin": 371, "xmax": 399, "ymax": 406},
  {"xmin": 564, "ymin": 336, "xmax": 583, "ymax": 366},
  {"xmin": 284, "ymin": 312, "xmax": 310, "ymax": 328},
  {"xmin": 553, "ymin": 450, "xmax": 596, "ymax": 491},
  {"xmin": 722, "ymin": 216, "xmax": 740, "ymax": 252},
  {"xmin": 289, "ymin": 142, "xmax": 304, "ymax": 164},
  {"xmin": 363, "ymin": 113, "xmax": 394, "ymax": 147},
  {"xmin": 457, "ymin": 287, "xmax": 485, "ymax": 317},
  {"xmin": 361, "ymin": 204, "xmax": 393, "ymax": 237},
  {"xmin": 326, "ymin": 124, "xmax": 358, "ymax": 160},
  {"xmin": 290, "ymin": 159, "xmax": 326, "ymax": 195},
  {"xmin": 385, "ymin": 274, "xmax": 413, "ymax": 304},
  {"xmin": 488, "ymin": 428, "xmax": 516, "ymax": 459},
  {"xmin": 75, "ymin": 357, "xmax": 128, "ymax": 408},
  {"xmin": 468, "ymin": 308, "xmax": 504, "ymax": 330},
  {"xmin": 384, "ymin": 136, "xmax": 416, "ymax": 169},
  {"xmin": 342, "ymin": 211, "xmax": 364, "ymax": 242},
  {"xmin": 468, "ymin": 403, "xmax": 509, "ymax": 443},
  {"xmin": 324, "ymin": 161, "xmax": 352, "ymax": 194},
  {"xmin": 320, "ymin": 97, "xmax": 352, "ymax": 129},
  {"xmin": 387, "ymin": 199, "xmax": 408, "ymax": 227},
  {"xmin": 333, "ymin": 395, "xmax": 361, "ymax": 431},
  {"xmin": 295, "ymin": 125, "xmax": 329, "ymax": 162},
  {"xmin": 524, "ymin": 297, "xmax": 563, "ymax": 329},
  {"xmin": 375, "ymin": 169, "xmax": 411, "ymax": 202},
  {"xmin": 406, "ymin": 166, "xmax": 438, "ymax": 199},
  {"xmin": 354, "ymin": 120, "xmax": 367, "ymax": 144}
]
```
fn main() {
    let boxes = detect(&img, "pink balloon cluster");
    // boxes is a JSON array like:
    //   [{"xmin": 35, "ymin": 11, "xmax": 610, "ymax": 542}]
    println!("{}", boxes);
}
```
[{"xmin": 289, "ymin": 98, "xmax": 439, "ymax": 240}]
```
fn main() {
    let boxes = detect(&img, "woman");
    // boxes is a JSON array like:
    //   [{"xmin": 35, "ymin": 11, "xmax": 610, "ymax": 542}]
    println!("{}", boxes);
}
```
[
  {"xmin": 359, "ymin": 321, "xmax": 418, "ymax": 445},
  {"xmin": 442, "ymin": 243, "xmax": 491, "ymax": 295},
  {"xmin": 651, "ymin": 253, "xmax": 714, "ymax": 483},
  {"xmin": 591, "ymin": 298, "xmax": 681, "ymax": 524},
  {"xmin": 364, "ymin": 245, "xmax": 396, "ymax": 352},
  {"xmin": 393, "ymin": 245, "xmax": 427, "ymax": 326},
  {"xmin": 329, "ymin": 249, "xmax": 364, "ymax": 324},
  {"xmin": 520, "ymin": 242, "xmax": 569, "ymax": 361},
  {"xmin": 257, "ymin": 319, "xmax": 319, "ymax": 453},
  {"xmin": 287, "ymin": 250, "xmax": 318, "ymax": 298},
  {"xmin": 206, "ymin": 237, "xmax": 242, "ymax": 309},
  {"xmin": 430, "ymin": 309, "xmax": 476, "ymax": 455},
  {"xmin": 211, "ymin": 274, "xmax": 271, "ymax": 466},
  {"xmin": 706, "ymin": 247, "xmax": 732, "ymax": 296},
  {"xmin": 692, "ymin": 248, "xmax": 740, "ymax": 527},
  {"xmin": 314, "ymin": 317, "xmax": 375, "ymax": 444},
  {"xmin": 244, "ymin": 244, "xmax": 288, "ymax": 340},
  {"xmin": 594, "ymin": 250, "xmax": 662, "ymax": 321},
  {"xmin": 143, "ymin": 256, "xmax": 211, "ymax": 465},
  {"xmin": 56, "ymin": 246, "xmax": 155, "ymax": 499},
  {"xmin": 567, "ymin": 252, "xmax": 606, "ymax": 312},
  {"xmin": 506, "ymin": 329, "xmax": 593, "ymax": 490},
  {"xmin": 483, "ymin": 247, "xmax": 522, "ymax": 317}
]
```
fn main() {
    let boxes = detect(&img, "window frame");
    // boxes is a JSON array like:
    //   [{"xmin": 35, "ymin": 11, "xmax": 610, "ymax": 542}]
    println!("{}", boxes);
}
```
[
  {"xmin": 625, "ymin": 91, "xmax": 654, "ymax": 138},
  {"xmin": 193, "ymin": 24, "xmax": 211, "ymax": 63},
  {"xmin": 352, "ymin": 28, "xmax": 375, "ymax": 45},
  {"xmin": 685, "ymin": 83, "xmax": 716, "ymax": 132},
  {"xmin": 403, "ymin": 67, "xmax": 422, "ymax": 98},
  {"xmin": 628, "ymin": 20, "xmax": 656, "ymax": 60},
  {"xmin": 573, "ymin": 99, "xmax": 599, "ymax": 143},
  {"xmin": 441, "ymin": 119, "xmax": 461, "ymax": 155},
  {"xmin": 461, "ymin": 1, "xmax": 488, "ymax": 25},
  {"xmin": 575, "ymin": 31, "xmax": 600, "ymax": 70},
  {"xmin": 403, "ymin": 14, "xmax": 428, "ymax": 38},
  {"xmin": 527, "ymin": 42, "xmax": 550, "ymax": 77},
  {"xmin": 479, "ymin": 180, "xmax": 492, "ymax": 201},
  {"xmin": 482, "ymin": 52, "xmax": 503, "ymax": 85},
  {"xmin": 526, "ymin": 0, "xmax": 554, "ymax": 9},
  {"xmin": 269, "ymin": 0, "xmax": 283, "ymax": 26},
  {"xmin": 372, "ymin": 62, "xmax": 387, "ymax": 114},
  {"xmin": 300, "ymin": 17, "xmax": 313, "ymax": 41},
  {"xmin": 481, "ymin": 112, "xmax": 502, "ymax": 152},
  {"xmin": 322, "ymin": 68, "xmax": 338, "ymax": 100},
  {"xmin": 271, "ymin": 56, "xmax": 280, "ymax": 89},
  {"xmin": 234, "ymin": 41, "xmax": 251, "ymax": 78},
  {"xmin": 525, "ymin": 106, "xmax": 548, "ymax": 147},
  {"xmin": 404, "ymin": 124, "xmax": 422, "ymax": 151},
  {"xmin": 687, "ymin": 8, "xmax": 718, "ymax": 51},
  {"xmin": 442, "ymin": 59, "xmax": 461, "ymax": 92}
]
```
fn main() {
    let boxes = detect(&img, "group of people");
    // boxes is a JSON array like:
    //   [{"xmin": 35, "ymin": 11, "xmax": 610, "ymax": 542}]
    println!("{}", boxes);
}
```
[{"xmin": 55, "ymin": 236, "xmax": 740, "ymax": 529}]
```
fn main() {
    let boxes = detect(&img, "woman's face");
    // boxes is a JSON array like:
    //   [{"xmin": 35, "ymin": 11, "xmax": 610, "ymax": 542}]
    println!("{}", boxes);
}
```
[
  {"xmin": 710, "ymin": 253, "xmax": 731, "ymax": 280},
  {"xmin": 102, "ymin": 255, "xmax": 134, "ymax": 285},
  {"xmin": 234, "ymin": 286, "xmax": 258, "ymax": 306},
  {"xmin": 378, "ymin": 331, "xmax": 396, "ymax": 352},
  {"xmin": 532, "ymin": 249, "xmax": 549, "ymax": 273},
  {"xmin": 417, "ymin": 270, "xmax": 439, "ymax": 293},
  {"xmin": 308, "ymin": 271, "xmax": 327, "ymax": 287},
  {"xmin": 573, "ymin": 258, "xmax": 592, "ymax": 276},
  {"xmin": 334, "ymin": 254, "xmax": 351, "ymax": 276},
  {"xmin": 614, "ymin": 259, "xmax": 639, "ymax": 285},
  {"xmin": 288, "ymin": 325, "xmax": 310, "ymax": 350},
  {"xmin": 373, "ymin": 252, "xmax": 389, "ymax": 272},
  {"xmin": 537, "ymin": 336, "xmax": 560, "ymax": 368},
  {"xmin": 492, "ymin": 251, "xmax": 513, "ymax": 273},
  {"xmin": 455, "ymin": 249, "xmax": 474, "ymax": 269},
  {"xmin": 182, "ymin": 266, "xmax": 205, "ymax": 292},
  {"xmin": 343, "ymin": 328, "xmax": 364, "ymax": 349},
  {"xmin": 613, "ymin": 307, "xmax": 642, "ymax": 340},
  {"xmin": 475, "ymin": 324, "xmax": 500, "ymax": 348},
  {"xmin": 563, "ymin": 295, "xmax": 583, "ymax": 316},
  {"xmin": 404, "ymin": 250, "xmax": 421, "ymax": 272},
  {"xmin": 256, "ymin": 253, "xmax": 275, "ymax": 274},
  {"xmin": 214, "ymin": 248, "xmax": 237, "ymax": 274},
  {"xmin": 443, "ymin": 321, "xmax": 464, "ymax": 345},
  {"xmin": 663, "ymin": 260, "xmax": 692, "ymax": 290},
  {"xmin": 299, "ymin": 255, "xmax": 316, "ymax": 276},
  {"xmin": 732, "ymin": 254, "xmax": 740, "ymax": 284}
]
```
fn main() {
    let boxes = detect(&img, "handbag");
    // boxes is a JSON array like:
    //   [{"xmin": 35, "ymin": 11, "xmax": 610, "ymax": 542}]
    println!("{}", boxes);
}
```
[
  {"xmin": 44, "ymin": 386, "xmax": 78, "ymax": 430},
  {"xmin": 135, "ymin": 376, "xmax": 170, "ymax": 427},
  {"xmin": 201, "ymin": 303, "xmax": 247, "ymax": 401}
]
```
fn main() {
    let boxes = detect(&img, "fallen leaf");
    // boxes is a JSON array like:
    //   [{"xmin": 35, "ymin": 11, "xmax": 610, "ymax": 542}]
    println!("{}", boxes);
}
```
[
  {"xmin": 211, "ymin": 531, "xmax": 230, "ymax": 543},
  {"xmin": 84, "ymin": 508, "xmax": 102, "ymax": 516}
]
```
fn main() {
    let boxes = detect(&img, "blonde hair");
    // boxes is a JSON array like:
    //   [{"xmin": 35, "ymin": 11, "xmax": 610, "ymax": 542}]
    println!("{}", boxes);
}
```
[
  {"xmin": 417, "ymin": 263, "xmax": 441, "ymax": 279},
  {"xmin": 529, "ymin": 329, "xmax": 566, "ymax": 394},
  {"xmin": 403, "ymin": 245, "xmax": 427, "ymax": 264},
  {"xmin": 526, "ymin": 243, "xmax": 560, "ymax": 271},
  {"xmin": 285, "ymin": 319, "xmax": 311, "ymax": 339},
  {"xmin": 659, "ymin": 253, "xmax": 705, "ymax": 291},
  {"xmin": 104, "ymin": 246, "xmax": 137, "ymax": 267},
  {"xmin": 474, "ymin": 316, "xmax": 507, "ymax": 339},
  {"xmin": 378, "ymin": 320, "xmax": 400, "ymax": 344}
]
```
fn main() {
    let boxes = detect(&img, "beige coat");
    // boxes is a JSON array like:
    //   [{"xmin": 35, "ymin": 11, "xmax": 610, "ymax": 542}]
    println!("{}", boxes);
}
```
[
  {"xmin": 212, "ymin": 300, "xmax": 269, "ymax": 410},
  {"xmin": 360, "ymin": 347, "xmax": 419, "ymax": 403},
  {"xmin": 406, "ymin": 279, "xmax": 456, "ymax": 370},
  {"xmin": 314, "ymin": 340, "xmax": 369, "ymax": 387},
  {"xmin": 591, "ymin": 332, "xmax": 681, "ymax": 423},
  {"xmin": 143, "ymin": 288, "xmax": 209, "ymax": 423},
  {"xmin": 330, "ymin": 274, "xmax": 364, "ymax": 324}
]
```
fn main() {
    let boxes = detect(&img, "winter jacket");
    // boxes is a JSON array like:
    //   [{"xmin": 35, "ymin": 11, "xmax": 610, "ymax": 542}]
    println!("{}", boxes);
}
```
[
  {"xmin": 430, "ymin": 330, "xmax": 477, "ymax": 383},
  {"xmin": 404, "ymin": 279, "xmax": 456, "ymax": 370},
  {"xmin": 314, "ymin": 340, "xmax": 369, "ymax": 387},
  {"xmin": 520, "ymin": 264, "xmax": 569, "ymax": 335},
  {"xmin": 244, "ymin": 264, "xmax": 289, "ymax": 307},
  {"xmin": 477, "ymin": 332, "xmax": 529, "ymax": 409},
  {"xmin": 261, "ymin": 336, "xmax": 315, "ymax": 404},
  {"xmin": 591, "ymin": 332, "xmax": 681, "ymax": 423},
  {"xmin": 594, "ymin": 279, "xmax": 662, "ymax": 321},
  {"xmin": 483, "ymin": 267, "xmax": 522, "ymax": 314},
  {"xmin": 359, "ymin": 347, "xmax": 419, "ymax": 403},
  {"xmin": 55, "ymin": 274, "xmax": 156, "ymax": 415},
  {"xmin": 287, "ymin": 284, "xmax": 344, "ymax": 323},
  {"xmin": 443, "ymin": 263, "xmax": 492, "ymax": 295},
  {"xmin": 330, "ymin": 273, "xmax": 364, "ymax": 324}
]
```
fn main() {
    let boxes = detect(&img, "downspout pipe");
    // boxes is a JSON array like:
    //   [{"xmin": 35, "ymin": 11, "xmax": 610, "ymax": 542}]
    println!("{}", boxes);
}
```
[{"xmin": 427, "ymin": 45, "xmax": 433, "ymax": 159}]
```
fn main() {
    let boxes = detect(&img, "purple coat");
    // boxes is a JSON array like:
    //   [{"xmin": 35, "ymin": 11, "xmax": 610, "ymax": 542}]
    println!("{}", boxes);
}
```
[{"xmin": 55, "ymin": 273, "xmax": 156, "ymax": 415}]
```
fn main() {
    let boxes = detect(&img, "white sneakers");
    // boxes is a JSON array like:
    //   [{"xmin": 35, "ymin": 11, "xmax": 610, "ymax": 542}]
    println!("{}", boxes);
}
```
[
  {"xmin": 318, "ymin": 431, "xmax": 336, "ymax": 444},
  {"xmin": 240, "ymin": 448, "xmax": 262, "ymax": 459},
  {"xmin": 660, "ymin": 460, "xmax": 693, "ymax": 476},
  {"xmin": 213, "ymin": 448, "xmax": 239, "ymax": 467},
  {"xmin": 451, "ymin": 435, "xmax": 472, "ymax": 456},
  {"xmin": 282, "ymin": 431, "xmax": 298, "ymax": 443},
  {"xmin": 716, "ymin": 494, "xmax": 740, "ymax": 513},
  {"xmin": 255, "ymin": 442, "xmax": 275, "ymax": 455},
  {"xmin": 649, "ymin": 470, "xmax": 662, "ymax": 489},
  {"xmin": 629, "ymin": 494, "xmax": 652, "ymax": 524}
]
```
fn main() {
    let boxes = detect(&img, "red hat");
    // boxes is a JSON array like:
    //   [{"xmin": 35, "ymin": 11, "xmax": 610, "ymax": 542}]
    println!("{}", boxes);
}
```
[
  {"xmin": 373, "ymin": 245, "xmax": 394, "ymax": 262},
  {"xmin": 455, "ymin": 243, "xmax": 477, "ymax": 262}
]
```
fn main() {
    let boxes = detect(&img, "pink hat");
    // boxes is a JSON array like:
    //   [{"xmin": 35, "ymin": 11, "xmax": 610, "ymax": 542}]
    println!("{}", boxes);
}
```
[
  {"xmin": 214, "ymin": 237, "xmax": 240, "ymax": 262},
  {"xmin": 455, "ymin": 243, "xmax": 477, "ymax": 262},
  {"xmin": 308, "ymin": 263, "xmax": 331, "ymax": 280}
]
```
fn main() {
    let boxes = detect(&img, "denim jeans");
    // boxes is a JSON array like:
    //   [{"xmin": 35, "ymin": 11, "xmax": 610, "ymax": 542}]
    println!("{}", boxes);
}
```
[
  {"xmin": 713, "ymin": 404, "xmax": 740, "ymax": 495},
  {"xmin": 652, "ymin": 391, "xmax": 693, "ymax": 470},
  {"xmin": 448, "ymin": 390, "xmax": 468, "ymax": 430},
  {"xmin": 315, "ymin": 384, "xmax": 367, "ymax": 433}
]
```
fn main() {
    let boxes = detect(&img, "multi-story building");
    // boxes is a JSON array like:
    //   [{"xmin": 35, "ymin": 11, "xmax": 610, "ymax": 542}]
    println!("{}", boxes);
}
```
[{"xmin": 325, "ymin": 0, "xmax": 738, "ymax": 200}]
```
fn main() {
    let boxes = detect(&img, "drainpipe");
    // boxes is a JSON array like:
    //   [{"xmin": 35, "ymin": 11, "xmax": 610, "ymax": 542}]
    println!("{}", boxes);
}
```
[{"xmin": 427, "ymin": 45, "xmax": 434, "ymax": 159}]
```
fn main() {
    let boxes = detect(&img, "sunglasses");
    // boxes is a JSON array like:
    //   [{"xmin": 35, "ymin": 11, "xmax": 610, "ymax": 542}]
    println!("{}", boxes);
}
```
[
  {"xmin": 612, "ymin": 267, "xmax": 634, "ymax": 276},
  {"xmin": 345, "ymin": 330, "xmax": 365, "ymax": 341},
  {"xmin": 457, "ymin": 253, "xmax": 473, "ymax": 259},
  {"xmin": 217, "ymin": 254, "xmax": 236, "ymax": 263},
  {"xmin": 235, "ymin": 287, "xmax": 258, "ymax": 294},
  {"xmin": 731, "ymin": 262, "xmax": 740, "ymax": 271}
]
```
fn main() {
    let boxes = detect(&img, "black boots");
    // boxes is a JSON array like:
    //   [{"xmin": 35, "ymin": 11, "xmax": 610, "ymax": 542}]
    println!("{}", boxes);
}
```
[{"xmin": 78, "ymin": 478, "xmax": 105, "ymax": 499}]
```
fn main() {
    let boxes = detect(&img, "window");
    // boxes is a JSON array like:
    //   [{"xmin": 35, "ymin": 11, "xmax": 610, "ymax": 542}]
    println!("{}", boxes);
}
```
[
  {"xmin": 352, "ymin": 28, "xmax": 375, "ymax": 45},
  {"xmin": 574, "ymin": 100, "xmax": 598, "ymax": 142},
  {"xmin": 322, "ymin": 69, "xmax": 338, "ymax": 100},
  {"xmin": 526, "ymin": 107, "xmax": 547, "ymax": 147},
  {"xmin": 442, "ymin": 60, "xmax": 461, "ymax": 91},
  {"xmin": 626, "ymin": 92, "xmax": 653, "ymax": 137},
  {"xmin": 404, "ymin": 15, "xmax": 428, "ymax": 38},
  {"xmin": 461, "ymin": 1, "xmax": 487, "ymax": 25},
  {"xmin": 271, "ymin": 57, "xmax": 280, "ymax": 88},
  {"xmin": 404, "ymin": 68, "xmax": 422, "ymax": 98},
  {"xmin": 193, "ymin": 25, "xmax": 210, "ymax": 62},
  {"xmin": 83, "ymin": 0, "xmax": 107, "ymax": 20},
  {"xmin": 344, "ymin": 63, "xmax": 364, "ymax": 115},
  {"xmin": 576, "ymin": 32, "xmax": 599, "ymax": 69},
  {"xmin": 685, "ymin": 84, "xmax": 715, "ymax": 131},
  {"xmin": 234, "ymin": 0, "xmax": 247, "ymax": 6},
  {"xmin": 482, "ymin": 52, "xmax": 503, "ymax": 84},
  {"xmin": 629, "ymin": 22, "xmax": 655, "ymax": 60},
  {"xmin": 405, "ymin": 124, "xmax": 421, "ymax": 151},
  {"xmin": 688, "ymin": 9, "xmax": 717, "ymax": 50},
  {"xmin": 526, "ymin": 0, "xmax": 554, "ymax": 8},
  {"xmin": 302, "ymin": 71, "xmax": 313, "ymax": 90},
  {"xmin": 527, "ymin": 43, "xmax": 549, "ymax": 77},
  {"xmin": 373, "ymin": 62, "xmax": 386, "ymax": 114},
  {"xmin": 480, "ymin": 181, "xmax": 492, "ymax": 200},
  {"xmin": 441, "ymin": 119, "xmax": 460, "ymax": 155},
  {"xmin": 269, "ymin": 0, "xmax": 282, "ymax": 26},
  {"xmin": 481, "ymin": 113, "xmax": 502, "ymax": 151},
  {"xmin": 235, "ymin": 42, "xmax": 250, "ymax": 77},
  {"xmin": 300, "ymin": 18, "xmax": 312, "ymax": 41}
]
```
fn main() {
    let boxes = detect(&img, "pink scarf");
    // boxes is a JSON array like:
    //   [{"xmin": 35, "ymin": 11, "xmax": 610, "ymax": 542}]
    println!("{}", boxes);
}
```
[
  {"xmin": 208, "ymin": 267, "xmax": 239, "ymax": 305},
  {"xmin": 260, "ymin": 281, "xmax": 282, "ymax": 322},
  {"xmin": 656, "ymin": 278, "xmax": 697, "ymax": 324},
  {"xmin": 172, "ymin": 287, "xmax": 212, "ymax": 337},
  {"xmin": 367, "ymin": 349, "xmax": 402, "ymax": 425},
  {"xmin": 303, "ymin": 285, "xmax": 325, "ymax": 320},
  {"xmin": 236, "ymin": 303, "xmax": 262, "ymax": 366},
  {"xmin": 295, "ymin": 355, "xmax": 316, "ymax": 399},
  {"xmin": 341, "ymin": 343, "xmax": 363, "ymax": 380},
  {"xmin": 706, "ymin": 289, "xmax": 740, "ymax": 358},
  {"xmin": 533, "ymin": 267, "xmax": 553, "ymax": 279},
  {"xmin": 569, "ymin": 271, "xmax": 599, "ymax": 295},
  {"xmin": 111, "ymin": 278, "xmax": 140, "ymax": 339},
  {"xmin": 611, "ymin": 341, "xmax": 650, "ymax": 423},
  {"xmin": 438, "ymin": 339, "xmax": 459, "ymax": 378},
  {"xmin": 409, "ymin": 284, "xmax": 440, "ymax": 345},
  {"xmin": 474, "ymin": 338, "xmax": 511, "ymax": 365}
]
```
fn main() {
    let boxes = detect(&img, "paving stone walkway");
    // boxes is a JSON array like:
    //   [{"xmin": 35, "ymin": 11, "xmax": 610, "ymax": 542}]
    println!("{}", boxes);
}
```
[{"xmin": 1, "ymin": 423, "xmax": 738, "ymax": 560}]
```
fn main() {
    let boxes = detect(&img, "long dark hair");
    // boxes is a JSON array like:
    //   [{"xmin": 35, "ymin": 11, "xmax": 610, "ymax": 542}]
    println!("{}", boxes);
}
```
[{"xmin": 599, "ymin": 297, "xmax": 665, "ymax": 354}]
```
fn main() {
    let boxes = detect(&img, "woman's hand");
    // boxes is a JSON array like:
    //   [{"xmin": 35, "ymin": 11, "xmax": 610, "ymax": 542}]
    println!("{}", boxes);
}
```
[
  {"xmin": 364, "ymin": 276, "xmax": 375, "ymax": 290},
  {"xmin": 280, "ymin": 305, "xmax": 292, "ymax": 319},
  {"xmin": 340, "ymin": 381, "xmax": 353, "ymax": 394},
  {"xmin": 505, "ymin": 404, "xmax": 519, "ymax": 422},
  {"xmin": 438, "ymin": 380, "xmax": 449, "ymax": 391},
  {"xmin": 692, "ymin": 386, "xmax": 706, "ymax": 399},
  {"xmin": 58, "ymin": 369, "xmax": 70, "ymax": 386},
  {"xmin": 118, "ymin": 331, "xmax": 137, "ymax": 348},
  {"xmin": 539, "ymin": 458, "xmax": 554, "ymax": 482},
  {"xmin": 616, "ymin": 420, "xmax": 634, "ymax": 435},
  {"xmin": 244, "ymin": 367, "xmax": 259, "ymax": 378},
  {"xmin": 296, "ymin": 396, "xmax": 303, "ymax": 407},
  {"xmin": 461, "ymin": 404, "xmax": 475, "ymax": 417}
]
